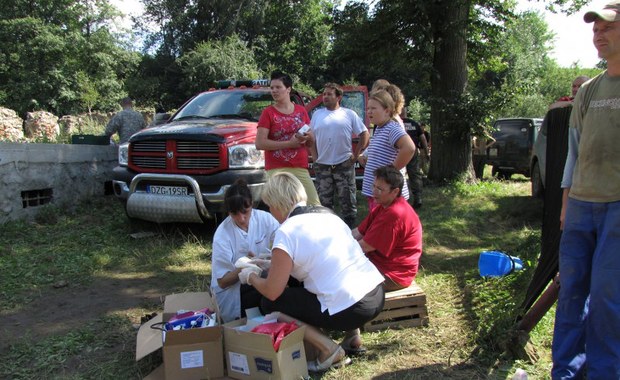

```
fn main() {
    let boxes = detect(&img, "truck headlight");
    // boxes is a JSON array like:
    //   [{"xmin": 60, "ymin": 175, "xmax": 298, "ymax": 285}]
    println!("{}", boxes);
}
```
[
  {"xmin": 118, "ymin": 142, "xmax": 129, "ymax": 166},
  {"xmin": 229, "ymin": 144, "xmax": 264, "ymax": 168}
]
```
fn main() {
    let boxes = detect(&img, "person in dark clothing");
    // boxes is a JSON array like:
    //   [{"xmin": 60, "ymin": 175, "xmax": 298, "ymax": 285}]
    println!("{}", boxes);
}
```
[{"xmin": 402, "ymin": 110, "xmax": 429, "ymax": 209}]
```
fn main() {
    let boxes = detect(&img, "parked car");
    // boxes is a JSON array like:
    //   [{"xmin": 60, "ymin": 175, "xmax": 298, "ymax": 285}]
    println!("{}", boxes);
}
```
[
  {"xmin": 530, "ymin": 116, "xmax": 548, "ymax": 198},
  {"xmin": 486, "ymin": 118, "xmax": 543, "ymax": 180},
  {"xmin": 111, "ymin": 80, "xmax": 368, "ymax": 224}
]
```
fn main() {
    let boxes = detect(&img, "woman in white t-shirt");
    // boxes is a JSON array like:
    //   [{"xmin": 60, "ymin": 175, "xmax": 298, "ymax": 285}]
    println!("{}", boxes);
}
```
[
  {"xmin": 210, "ymin": 179, "xmax": 279, "ymax": 323},
  {"xmin": 239, "ymin": 172, "xmax": 385, "ymax": 372}
]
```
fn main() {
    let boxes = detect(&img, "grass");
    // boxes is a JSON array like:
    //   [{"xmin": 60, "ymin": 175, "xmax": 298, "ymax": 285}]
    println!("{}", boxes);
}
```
[{"xmin": 0, "ymin": 175, "xmax": 553, "ymax": 379}]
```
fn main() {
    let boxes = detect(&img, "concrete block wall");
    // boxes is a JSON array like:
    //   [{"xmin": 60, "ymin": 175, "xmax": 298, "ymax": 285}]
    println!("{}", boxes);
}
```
[{"xmin": 0, "ymin": 143, "xmax": 117, "ymax": 223}]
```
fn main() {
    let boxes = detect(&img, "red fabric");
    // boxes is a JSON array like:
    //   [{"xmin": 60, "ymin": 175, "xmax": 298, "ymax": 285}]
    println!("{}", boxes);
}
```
[
  {"xmin": 257, "ymin": 105, "xmax": 310, "ymax": 170},
  {"xmin": 358, "ymin": 196, "xmax": 423, "ymax": 286},
  {"xmin": 251, "ymin": 321, "xmax": 299, "ymax": 351}
]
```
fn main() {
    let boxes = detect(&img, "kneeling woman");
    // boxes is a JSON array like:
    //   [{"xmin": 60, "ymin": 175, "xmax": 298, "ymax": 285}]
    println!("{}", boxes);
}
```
[
  {"xmin": 211, "ymin": 179, "xmax": 280, "ymax": 323},
  {"xmin": 239, "ymin": 172, "xmax": 385, "ymax": 371}
]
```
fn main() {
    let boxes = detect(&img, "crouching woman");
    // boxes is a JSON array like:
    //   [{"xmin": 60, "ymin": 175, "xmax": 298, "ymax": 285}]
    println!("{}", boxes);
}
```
[{"xmin": 239, "ymin": 172, "xmax": 385, "ymax": 372}]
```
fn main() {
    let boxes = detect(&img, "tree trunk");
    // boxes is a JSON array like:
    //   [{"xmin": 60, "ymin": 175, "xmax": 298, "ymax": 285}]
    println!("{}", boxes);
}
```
[{"xmin": 428, "ymin": 0, "xmax": 473, "ymax": 182}]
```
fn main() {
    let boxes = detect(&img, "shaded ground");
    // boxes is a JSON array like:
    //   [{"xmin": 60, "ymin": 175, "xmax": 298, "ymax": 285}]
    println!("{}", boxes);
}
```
[{"xmin": 1, "ymin": 273, "xmax": 166, "ymax": 355}]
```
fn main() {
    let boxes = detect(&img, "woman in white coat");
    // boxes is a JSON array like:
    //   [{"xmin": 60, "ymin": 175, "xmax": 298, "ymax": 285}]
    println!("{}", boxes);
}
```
[{"xmin": 210, "ymin": 179, "xmax": 279, "ymax": 323}]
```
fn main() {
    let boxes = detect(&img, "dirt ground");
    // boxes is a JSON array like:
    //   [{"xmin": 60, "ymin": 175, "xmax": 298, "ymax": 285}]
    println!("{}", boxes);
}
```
[{"xmin": 0, "ymin": 274, "xmax": 166, "ymax": 355}]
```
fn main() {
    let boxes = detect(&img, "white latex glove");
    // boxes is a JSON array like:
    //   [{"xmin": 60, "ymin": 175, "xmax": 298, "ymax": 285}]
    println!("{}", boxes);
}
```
[
  {"xmin": 234, "ymin": 256, "xmax": 261, "ymax": 271},
  {"xmin": 249, "ymin": 258, "xmax": 271, "ymax": 271},
  {"xmin": 239, "ymin": 266, "xmax": 261, "ymax": 285}
]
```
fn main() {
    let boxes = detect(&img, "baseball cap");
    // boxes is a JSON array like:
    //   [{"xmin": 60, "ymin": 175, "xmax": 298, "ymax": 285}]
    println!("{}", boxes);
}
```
[{"xmin": 584, "ymin": 0, "xmax": 620, "ymax": 23}]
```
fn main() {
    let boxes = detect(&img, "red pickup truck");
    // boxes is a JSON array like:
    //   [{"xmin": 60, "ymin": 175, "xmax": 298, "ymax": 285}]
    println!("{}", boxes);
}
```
[{"xmin": 111, "ymin": 80, "xmax": 368, "ymax": 224}]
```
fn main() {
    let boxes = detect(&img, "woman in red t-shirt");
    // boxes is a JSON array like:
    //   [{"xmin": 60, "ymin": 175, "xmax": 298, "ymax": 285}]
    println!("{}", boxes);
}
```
[{"xmin": 255, "ymin": 71, "xmax": 320, "ymax": 205}]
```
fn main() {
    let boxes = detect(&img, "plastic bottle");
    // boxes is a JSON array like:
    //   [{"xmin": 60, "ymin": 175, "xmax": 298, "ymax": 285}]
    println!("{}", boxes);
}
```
[{"xmin": 478, "ymin": 250, "xmax": 524, "ymax": 277}]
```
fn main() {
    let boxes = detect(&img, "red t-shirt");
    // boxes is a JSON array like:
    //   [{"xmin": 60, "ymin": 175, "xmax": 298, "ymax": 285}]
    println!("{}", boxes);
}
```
[
  {"xmin": 358, "ymin": 196, "xmax": 423, "ymax": 286},
  {"xmin": 257, "ymin": 104, "xmax": 310, "ymax": 170}
]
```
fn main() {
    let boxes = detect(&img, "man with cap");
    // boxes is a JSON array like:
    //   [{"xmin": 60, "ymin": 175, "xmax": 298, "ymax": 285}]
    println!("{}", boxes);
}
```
[
  {"xmin": 552, "ymin": 1, "xmax": 620, "ymax": 377},
  {"xmin": 105, "ymin": 97, "xmax": 146, "ymax": 144}
]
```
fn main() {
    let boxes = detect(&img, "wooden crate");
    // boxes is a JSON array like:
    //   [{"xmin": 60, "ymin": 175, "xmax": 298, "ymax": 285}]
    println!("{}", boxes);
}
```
[{"xmin": 363, "ymin": 282, "xmax": 429, "ymax": 332}]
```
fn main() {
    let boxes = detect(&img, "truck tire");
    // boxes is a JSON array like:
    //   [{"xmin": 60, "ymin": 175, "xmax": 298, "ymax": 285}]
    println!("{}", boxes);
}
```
[
  {"xmin": 531, "ymin": 161, "xmax": 544, "ymax": 198},
  {"xmin": 498, "ymin": 170, "xmax": 512, "ymax": 180}
]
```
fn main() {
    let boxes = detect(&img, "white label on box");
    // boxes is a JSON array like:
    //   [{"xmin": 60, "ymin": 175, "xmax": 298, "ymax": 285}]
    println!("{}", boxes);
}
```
[
  {"xmin": 228, "ymin": 352, "xmax": 250, "ymax": 375},
  {"xmin": 180, "ymin": 350, "xmax": 204, "ymax": 369}
]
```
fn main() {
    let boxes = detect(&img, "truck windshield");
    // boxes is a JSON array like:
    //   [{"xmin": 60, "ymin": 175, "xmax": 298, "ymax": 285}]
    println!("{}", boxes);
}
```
[{"xmin": 173, "ymin": 91, "xmax": 274, "ymax": 122}]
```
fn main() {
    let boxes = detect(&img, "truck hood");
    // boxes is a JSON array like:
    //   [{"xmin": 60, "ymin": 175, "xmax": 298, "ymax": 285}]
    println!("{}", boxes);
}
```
[{"xmin": 129, "ymin": 119, "xmax": 257, "ymax": 143}]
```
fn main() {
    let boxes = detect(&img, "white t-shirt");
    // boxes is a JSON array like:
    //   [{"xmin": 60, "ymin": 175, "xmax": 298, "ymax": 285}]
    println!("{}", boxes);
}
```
[
  {"xmin": 310, "ymin": 107, "xmax": 367, "ymax": 165},
  {"xmin": 273, "ymin": 212, "xmax": 384, "ymax": 315},
  {"xmin": 211, "ymin": 209, "xmax": 280, "ymax": 322}
]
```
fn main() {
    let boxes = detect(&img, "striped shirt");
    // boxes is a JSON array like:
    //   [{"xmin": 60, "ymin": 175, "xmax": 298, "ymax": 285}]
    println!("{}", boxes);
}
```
[{"xmin": 361, "ymin": 119, "xmax": 410, "ymax": 199}]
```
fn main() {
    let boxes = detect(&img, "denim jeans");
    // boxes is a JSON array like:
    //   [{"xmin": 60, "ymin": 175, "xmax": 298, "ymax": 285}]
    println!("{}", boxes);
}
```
[{"xmin": 552, "ymin": 198, "xmax": 620, "ymax": 379}]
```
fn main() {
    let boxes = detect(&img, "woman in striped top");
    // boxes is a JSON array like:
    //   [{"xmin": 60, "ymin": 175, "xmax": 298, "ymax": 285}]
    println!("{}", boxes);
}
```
[{"xmin": 360, "ymin": 89, "xmax": 416, "ymax": 210}]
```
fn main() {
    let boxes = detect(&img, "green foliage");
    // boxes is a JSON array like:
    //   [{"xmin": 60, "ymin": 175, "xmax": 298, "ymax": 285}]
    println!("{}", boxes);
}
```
[
  {"xmin": 0, "ymin": 1, "xmax": 139, "ymax": 116},
  {"xmin": 177, "ymin": 35, "xmax": 262, "ymax": 97},
  {"xmin": 406, "ymin": 98, "xmax": 430, "ymax": 124},
  {"xmin": 328, "ymin": 1, "xmax": 432, "ymax": 100},
  {"xmin": 250, "ymin": 0, "xmax": 335, "ymax": 88}
]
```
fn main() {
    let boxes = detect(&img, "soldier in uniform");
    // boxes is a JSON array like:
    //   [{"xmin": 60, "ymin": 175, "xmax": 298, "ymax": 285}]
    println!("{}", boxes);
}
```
[
  {"xmin": 105, "ymin": 97, "xmax": 146, "ymax": 144},
  {"xmin": 403, "ymin": 110, "xmax": 429, "ymax": 209}
]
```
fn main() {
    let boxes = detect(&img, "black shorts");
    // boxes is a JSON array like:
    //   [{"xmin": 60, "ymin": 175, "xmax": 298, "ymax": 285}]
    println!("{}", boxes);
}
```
[{"xmin": 261, "ymin": 284, "xmax": 385, "ymax": 331}]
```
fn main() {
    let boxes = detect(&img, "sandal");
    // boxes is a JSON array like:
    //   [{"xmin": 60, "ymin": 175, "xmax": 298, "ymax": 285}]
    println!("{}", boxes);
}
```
[
  {"xmin": 340, "ymin": 334, "xmax": 367, "ymax": 356},
  {"xmin": 307, "ymin": 347, "xmax": 351, "ymax": 372}
]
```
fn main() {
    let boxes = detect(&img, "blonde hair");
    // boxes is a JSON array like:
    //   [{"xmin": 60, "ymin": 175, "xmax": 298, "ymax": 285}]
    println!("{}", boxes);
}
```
[
  {"xmin": 385, "ymin": 84, "xmax": 405, "ymax": 116},
  {"xmin": 369, "ymin": 89, "xmax": 396, "ymax": 117},
  {"xmin": 261, "ymin": 172, "xmax": 307, "ymax": 216},
  {"xmin": 371, "ymin": 79, "xmax": 390, "ymax": 92}
]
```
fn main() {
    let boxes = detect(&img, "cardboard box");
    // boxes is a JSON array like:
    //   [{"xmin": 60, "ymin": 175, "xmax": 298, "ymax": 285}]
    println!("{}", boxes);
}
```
[
  {"xmin": 136, "ymin": 292, "xmax": 225, "ymax": 380},
  {"xmin": 223, "ymin": 315, "xmax": 308, "ymax": 380}
]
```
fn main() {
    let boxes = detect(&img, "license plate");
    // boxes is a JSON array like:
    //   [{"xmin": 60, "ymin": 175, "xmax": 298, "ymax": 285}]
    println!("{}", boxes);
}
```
[
  {"xmin": 489, "ymin": 148, "xmax": 498, "ymax": 157},
  {"xmin": 147, "ymin": 185, "xmax": 188, "ymax": 196}
]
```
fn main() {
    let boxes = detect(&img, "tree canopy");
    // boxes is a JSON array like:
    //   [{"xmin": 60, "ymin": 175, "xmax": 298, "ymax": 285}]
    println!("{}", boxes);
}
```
[
  {"xmin": 0, "ymin": 0, "xmax": 138, "ymax": 115},
  {"xmin": 0, "ymin": 0, "xmax": 601, "ymax": 179}
]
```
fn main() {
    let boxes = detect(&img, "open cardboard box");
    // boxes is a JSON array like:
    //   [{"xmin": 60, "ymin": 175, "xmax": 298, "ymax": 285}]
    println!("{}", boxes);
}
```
[
  {"xmin": 136, "ymin": 292, "xmax": 225, "ymax": 380},
  {"xmin": 223, "ymin": 309, "xmax": 308, "ymax": 380}
]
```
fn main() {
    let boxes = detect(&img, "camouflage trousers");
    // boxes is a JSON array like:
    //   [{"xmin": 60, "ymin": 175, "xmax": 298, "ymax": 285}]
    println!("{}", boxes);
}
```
[
  {"xmin": 406, "ymin": 149, "xmax": 423, "ymax": 206},
  {"xmin": 314, "ymin": 159, "xmax": 357, "ymax": 227}
]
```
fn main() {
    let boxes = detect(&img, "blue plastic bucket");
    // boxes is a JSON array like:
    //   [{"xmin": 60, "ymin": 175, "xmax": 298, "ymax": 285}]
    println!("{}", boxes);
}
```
[{"xmin": 478, "ymin": 250, "xmax": 524, "ymax": 277}]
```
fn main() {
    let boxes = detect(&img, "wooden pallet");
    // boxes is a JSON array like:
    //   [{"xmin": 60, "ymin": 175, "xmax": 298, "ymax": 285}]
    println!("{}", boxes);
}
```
[{"xmin": 363, "ymin": 281, "xmax": 429, "ymax": 332}]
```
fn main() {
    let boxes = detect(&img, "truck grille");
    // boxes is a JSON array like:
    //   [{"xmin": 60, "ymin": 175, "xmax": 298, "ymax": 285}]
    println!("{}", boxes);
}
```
[{"xmin": 129, "ymin": 140, "xmax": 224, "ymax": 174}]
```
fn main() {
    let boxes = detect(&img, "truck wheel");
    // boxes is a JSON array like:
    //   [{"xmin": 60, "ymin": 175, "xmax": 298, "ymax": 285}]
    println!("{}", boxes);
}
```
[
  {"xmin": 498, "ymin": 170, "xmax": 512, "ymax": 180},
  {"xmin": 531, "ymin": 161, "xmax": 544, "ymax": 198}
]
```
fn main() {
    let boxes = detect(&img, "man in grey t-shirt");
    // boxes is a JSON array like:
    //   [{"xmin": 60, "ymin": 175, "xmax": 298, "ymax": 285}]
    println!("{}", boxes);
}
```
[
  {"xmin": 552, "ymin": 1, "xmax": 620, "ymax": 377},
  {"xmin": 105, "ymin": 97, "xmax": 146, "ymax": 144}
]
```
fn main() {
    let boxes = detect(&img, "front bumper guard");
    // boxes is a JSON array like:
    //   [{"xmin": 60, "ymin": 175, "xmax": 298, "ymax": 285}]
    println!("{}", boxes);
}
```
[{"xmin": 113, "ymin": 173, "xmax": 263, "ymax": 224}]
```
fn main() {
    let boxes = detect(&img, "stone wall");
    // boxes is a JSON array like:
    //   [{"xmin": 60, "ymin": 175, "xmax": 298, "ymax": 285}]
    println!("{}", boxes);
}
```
[
  {"xmin": 0, "ymin": 143, "xmax": 117, "ymax": 224},
  {"xmin": 0, "ymin": 107, "xmax": 155, "ymax": 143}
]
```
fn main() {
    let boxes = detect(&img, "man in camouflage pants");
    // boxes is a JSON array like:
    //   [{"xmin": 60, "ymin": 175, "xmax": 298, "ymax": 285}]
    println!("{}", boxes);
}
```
[
  {"xmin": 310, "ymin": 83, "xmax": 369, "ymax": 227},
  {"xmin": 105, "ymin": 97, "xmax": 146, "ymax": 144}
]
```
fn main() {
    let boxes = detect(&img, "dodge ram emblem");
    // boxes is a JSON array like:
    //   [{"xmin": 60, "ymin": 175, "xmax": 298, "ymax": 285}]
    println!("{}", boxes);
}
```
[{"xmin": 167, "ymin": 151, "xmax": 174, "ymax": 159}]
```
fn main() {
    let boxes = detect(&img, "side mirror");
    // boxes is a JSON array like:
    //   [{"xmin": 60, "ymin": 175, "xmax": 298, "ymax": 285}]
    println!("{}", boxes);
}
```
[{"xmin": 153, "ymin": 113, "xmax": 171, "ymax": 125}]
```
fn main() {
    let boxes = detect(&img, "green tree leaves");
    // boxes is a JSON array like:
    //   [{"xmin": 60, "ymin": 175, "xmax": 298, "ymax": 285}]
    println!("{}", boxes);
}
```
[
  {"xmin": 177, "ymin": 35, "xmax": 262, "ymax": 97},
  {"xmin": 0, "ymin": 1, "xmax": 138, "ymax": 116}
]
